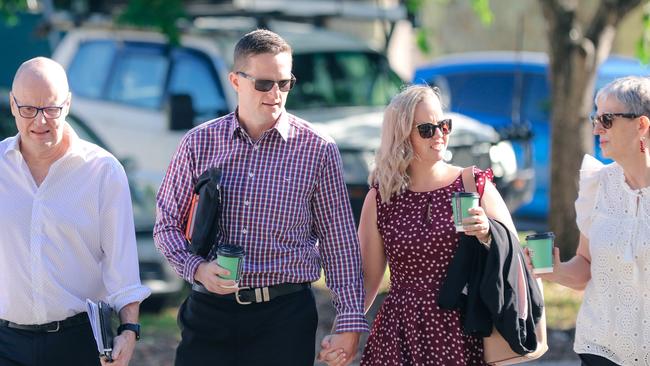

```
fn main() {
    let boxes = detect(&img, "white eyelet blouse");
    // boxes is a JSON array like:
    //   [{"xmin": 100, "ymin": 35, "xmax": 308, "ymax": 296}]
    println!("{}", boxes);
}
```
[{"xmin": 573, "ymin": 154, "xmax": 650, "ymax": 365}]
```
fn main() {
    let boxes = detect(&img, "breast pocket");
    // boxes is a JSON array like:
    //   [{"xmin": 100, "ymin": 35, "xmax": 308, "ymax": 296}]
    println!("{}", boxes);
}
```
[{"xmin": 266, "ymin": 159, "xmax": 316, "ymax": 231}]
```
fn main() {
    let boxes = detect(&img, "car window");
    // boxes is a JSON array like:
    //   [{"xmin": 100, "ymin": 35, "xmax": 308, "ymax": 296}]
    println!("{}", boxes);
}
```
[
  {"xmin": 440, "ymin": 72, "xmax": 514, "ymax": 119},
  {"xmin": 287, "ymin": 51, "xmax": 402, "ymax": 109},
  {"xmin": 168, "ymin": 48, "xmax": 228, "ymax": 124},
  {"xmin": 106, "ymin": 44, "xmax": 169, "ymax": 109},
  {"xmin": 68, "ymin": 40, "xmax": 116, "ymax": 99},
  {"xmin": 0, "ymin": 104, "xmax": 17, "ymax": 139},
  {"xmin": 522, "ymin": 73, "xmax": 550, "ymax": 123}
]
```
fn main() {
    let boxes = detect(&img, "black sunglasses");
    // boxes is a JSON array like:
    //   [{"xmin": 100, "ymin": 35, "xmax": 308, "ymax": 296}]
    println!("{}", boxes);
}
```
[
  {"xmin": 590, "ymin": 112, "xmax": 640, "ymax": 129},
  {"xmin": 415, "ymin": 119, "xmax": 452, "ymax": 138},
  {"xmin": 236, "ymin": 71, "xmax": 296, "ymax": 92}
]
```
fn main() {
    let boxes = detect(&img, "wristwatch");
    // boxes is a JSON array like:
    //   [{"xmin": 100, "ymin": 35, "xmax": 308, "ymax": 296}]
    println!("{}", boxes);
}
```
[{"xmin": 117, "ymin": 323, "xmax": 141, "ymax": 340}]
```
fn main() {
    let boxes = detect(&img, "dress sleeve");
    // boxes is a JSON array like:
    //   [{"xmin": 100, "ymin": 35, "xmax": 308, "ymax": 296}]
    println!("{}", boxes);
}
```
[
  {"xmin": 574, "ymin": 154, "xmax": 604, "ymax": 237},
  {"xmin": 472, "ymin": 166, "xmax": 494, "ymax": 200}
]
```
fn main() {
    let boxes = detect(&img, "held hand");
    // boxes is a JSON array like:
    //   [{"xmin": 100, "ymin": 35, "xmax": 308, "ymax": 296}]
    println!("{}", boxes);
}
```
[
  {"xmin": 194, "ymin": 261, "xmax": 238, "ymax": 295},
  {"xmin": 523, "ymin": 246, "xmax": 561, "ymax": 281},
  {"xmin": 100, "ymin": 331, "xmax": 136, "ymax": 366},
  {"xmin": 317, "ymin": 335, "xmax": 346, "ymax": 366},
  {"xmin": 317, "ymin": 332, "xmax": 360, "ymax": 366},
  {"xmin": 462, "ymin": 207, "xmax": 490, "ymax": 242}
]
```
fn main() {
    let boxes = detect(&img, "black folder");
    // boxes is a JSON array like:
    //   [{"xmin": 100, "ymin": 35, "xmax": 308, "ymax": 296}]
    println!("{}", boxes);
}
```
[{"xmin": 86, "ymin": 299, "xmax": 115, "ymax": 362}]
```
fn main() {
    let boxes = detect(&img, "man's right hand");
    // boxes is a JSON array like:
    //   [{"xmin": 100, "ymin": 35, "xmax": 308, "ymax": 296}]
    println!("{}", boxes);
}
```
[{"xmin": 193, "ymin": 261, "xmax": 239, "ymax": 294}]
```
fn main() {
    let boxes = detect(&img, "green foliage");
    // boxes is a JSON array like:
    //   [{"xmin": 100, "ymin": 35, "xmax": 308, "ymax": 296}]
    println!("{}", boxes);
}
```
[
  {"xmin": 117, "ymin": 0, "xmax": 186, "ymax": 46},
  {"xmin": 416, "ymin": 28, "xmax": 431, "ymax": 54},
  {"xmin": 470, "ymin": 0, "xmax": 493, "ymax": 26},
  {"xmin": 542, "ymin": 281, "xmax": 583, "ymax": 330},
  {"xmin": 407, "ymin": 0, "xmax": 493, "ymax": 53},
  {"xmin": 636, "ymin": 3, "xmax": 650, "ymax": 64},
  {"xmin": 140, "ymin": 307, "xmax": 181, "ymax": 337},
  {"xmin": 0, "ymin": 0, "xmax": 27, "ymax": 26},
  {"xmin": 405, "ymin": 0, "xmax": 426, "ymax": 14}
]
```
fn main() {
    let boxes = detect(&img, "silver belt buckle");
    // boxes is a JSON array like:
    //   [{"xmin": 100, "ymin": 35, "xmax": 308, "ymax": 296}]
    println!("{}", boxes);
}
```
[
  {"xmin": 235, "ymin": 287, "xmax": 252, "ymax": 305},
  {"xmin": 46, "ymin": 321, "xmax": 60, "ymax": 333}
]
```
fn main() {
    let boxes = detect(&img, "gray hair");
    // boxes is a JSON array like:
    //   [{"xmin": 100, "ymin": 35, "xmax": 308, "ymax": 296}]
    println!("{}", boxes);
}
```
[
  {"xmin": 595, "ymin": 76, "xmax": 650, "ymax": 117},
  {"xmin": 233, "ymin": 29, "xmax": 292, "ymax": 71}
]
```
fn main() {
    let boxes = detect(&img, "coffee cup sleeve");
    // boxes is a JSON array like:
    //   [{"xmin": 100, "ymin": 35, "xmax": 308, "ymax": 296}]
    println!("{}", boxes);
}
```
[{"xmin": 574, "ymin": 154, "xmax": 604, "ymax": 237}]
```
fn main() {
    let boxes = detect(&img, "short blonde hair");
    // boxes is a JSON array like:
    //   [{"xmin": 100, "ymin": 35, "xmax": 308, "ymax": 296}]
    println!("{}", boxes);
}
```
[{"xmin": 369, "ymin": 85, "xmax": 442, "ymax": 203}]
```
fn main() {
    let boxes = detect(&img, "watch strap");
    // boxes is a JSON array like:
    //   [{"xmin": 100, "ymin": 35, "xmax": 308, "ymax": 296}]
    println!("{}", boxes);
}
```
[{"xmin": 117, "ymin": 323, "xmax": 140, "ymax": 340}]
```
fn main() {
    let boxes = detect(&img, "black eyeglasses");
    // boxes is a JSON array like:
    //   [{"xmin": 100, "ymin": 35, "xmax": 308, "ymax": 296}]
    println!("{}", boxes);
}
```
[
  {"xmin": 415, "ymin": 119, "xmax": 452, "ymax": 138},
  {"xmin": 590, "ymin": 112, "xmax": 641, "ymax": 129},
  {"xmin": 12, "ymin": 94, "xmax": 67, "ymax": 119},
  {"xmin": 236, "ymin": 71, "xmax": 296, "ymax": 92}
]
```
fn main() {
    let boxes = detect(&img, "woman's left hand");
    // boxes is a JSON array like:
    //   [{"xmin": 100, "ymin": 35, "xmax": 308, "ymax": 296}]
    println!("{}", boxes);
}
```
[{"xmin": 462, "ymin": 207, "xmax": 491, "ymax": 243}]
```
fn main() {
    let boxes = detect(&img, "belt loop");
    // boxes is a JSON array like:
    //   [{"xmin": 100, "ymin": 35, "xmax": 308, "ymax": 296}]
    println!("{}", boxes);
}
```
[{"xmin": 254, "ymin": 288, "xmax": 262, "ymax": 303}]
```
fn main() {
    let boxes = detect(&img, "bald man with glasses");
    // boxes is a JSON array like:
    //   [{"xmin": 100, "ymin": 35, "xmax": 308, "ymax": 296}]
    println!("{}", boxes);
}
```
[
  {"xmin": 0, "ymin": 57, "xmax": 150, "ymax": 366},
  {"xmin": 154, "ymin": 29, "xmax": 368, "ymax": 366}
]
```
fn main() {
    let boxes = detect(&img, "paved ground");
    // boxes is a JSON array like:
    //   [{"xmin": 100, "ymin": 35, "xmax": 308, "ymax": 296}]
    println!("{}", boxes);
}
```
[{"xmin": 132, "ymin": 288, "xmax": 580, "ymax": 366}]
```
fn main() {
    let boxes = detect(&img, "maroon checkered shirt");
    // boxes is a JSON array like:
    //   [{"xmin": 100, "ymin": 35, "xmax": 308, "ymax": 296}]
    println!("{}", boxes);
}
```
[{"xmin": 153, "ymin": 111, "xmax": 368, "ymax": 333}]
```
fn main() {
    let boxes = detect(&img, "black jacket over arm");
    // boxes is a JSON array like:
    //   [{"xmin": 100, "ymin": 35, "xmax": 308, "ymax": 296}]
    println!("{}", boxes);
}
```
[{"xmin": 438, "ymin": 218, "xmax": 544, "ymax": 355}]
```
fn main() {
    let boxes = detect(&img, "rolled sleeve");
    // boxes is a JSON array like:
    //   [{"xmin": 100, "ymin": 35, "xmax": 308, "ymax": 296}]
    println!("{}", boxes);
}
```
[
  {"xmin": 99, "ymin": 162, "xmax": 151, "ymax": 311},
  {"xmin": 107, "ymin": 284, "xmax": 152, "ymax": 313},
  {"xmin": 312, "ymin": 142, "xmax": 369, "ymax": 333}
]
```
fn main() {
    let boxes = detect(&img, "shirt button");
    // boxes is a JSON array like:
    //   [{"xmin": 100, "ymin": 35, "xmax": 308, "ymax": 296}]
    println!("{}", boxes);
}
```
[
  {"xmin": 248, "ymin": 172, "xmax": 254, "ymax": 178},
  {"xmin": 253, "ymin": 145, "xmax": 259, "ymax": 151},
  {"xmin": 242, "ymin": 228, "xmax": 247, "ymax": 234},
  {"xmin": 244, "ymin": 200, "xmax": 250, "ymax": 206}
]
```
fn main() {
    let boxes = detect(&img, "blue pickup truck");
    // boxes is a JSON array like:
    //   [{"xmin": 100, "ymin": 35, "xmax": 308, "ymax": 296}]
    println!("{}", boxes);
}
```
[{"xmin": 413, "ymin": 51, "xmax": 650, "ymax": 219}]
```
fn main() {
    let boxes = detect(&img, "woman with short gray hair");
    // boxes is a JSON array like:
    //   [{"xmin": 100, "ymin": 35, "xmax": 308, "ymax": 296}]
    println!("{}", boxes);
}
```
[{"xmin": 526, "ymin": 76, "xmax": 650, "ymax": 366}]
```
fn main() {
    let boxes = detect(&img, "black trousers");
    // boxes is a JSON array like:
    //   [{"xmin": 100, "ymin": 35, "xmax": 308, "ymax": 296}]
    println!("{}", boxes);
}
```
[
  {"xmin": 0, "ymin": 322, "xmax": 100, "ymax": 366},
  {"xmin": 175, "ymin": 287, "xmax": 318, "ymax": 366},
  {"xmin": 579, "ymin": 353, "xmax": 621, "ymax": 366}
]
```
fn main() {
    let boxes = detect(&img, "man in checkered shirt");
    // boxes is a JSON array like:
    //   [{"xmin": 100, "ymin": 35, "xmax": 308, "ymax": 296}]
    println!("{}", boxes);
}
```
[{"xmin": 154, "ymin": 29, "xmax": 368, "ymax": 366}]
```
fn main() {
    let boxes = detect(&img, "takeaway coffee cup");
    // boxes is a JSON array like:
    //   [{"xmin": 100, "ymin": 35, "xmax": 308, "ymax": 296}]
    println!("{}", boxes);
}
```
[
  {"xmin": 451, "ymin": 192, "xmax": 480, "ymax": 232},
  {"xmin": 525, "ymin": 232, "xmax": 555, "ymax": 274},
  {"xmin": 216, "ymin": 244, "xmax": 245, "ymax": 281}
]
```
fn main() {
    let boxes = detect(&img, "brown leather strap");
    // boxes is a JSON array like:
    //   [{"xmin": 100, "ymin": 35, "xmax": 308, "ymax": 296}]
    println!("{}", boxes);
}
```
[{"xmin": 461, "ymin": 166, "xmax": 477, "ymax": 194}]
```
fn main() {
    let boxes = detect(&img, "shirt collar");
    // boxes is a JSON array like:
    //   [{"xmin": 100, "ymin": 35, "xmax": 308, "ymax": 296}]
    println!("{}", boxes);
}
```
[
  {"xmin": 231, "ymin": 107, "xmax": 290, "ymax": 142},
  {"xmin": 3, "ymin": 134, "xmax": 20, "ymax": 156}
]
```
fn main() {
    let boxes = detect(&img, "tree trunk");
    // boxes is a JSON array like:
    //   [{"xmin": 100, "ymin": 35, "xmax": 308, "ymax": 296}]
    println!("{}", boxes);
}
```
[{"xmin": 539, "ymin": 0, "xmax": 641, "ymax": 259}]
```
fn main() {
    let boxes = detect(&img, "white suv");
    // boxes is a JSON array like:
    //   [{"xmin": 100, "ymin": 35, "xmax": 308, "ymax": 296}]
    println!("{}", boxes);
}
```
[{"xmin": 52, "ymin": 22, "xmax": 526, "ymax": 221}]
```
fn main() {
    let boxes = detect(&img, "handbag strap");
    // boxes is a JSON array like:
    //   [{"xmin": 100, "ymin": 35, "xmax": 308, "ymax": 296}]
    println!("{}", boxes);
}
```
[{"xmin": 461, "ymin": 166, "xmax": 478, "ymax": 195}]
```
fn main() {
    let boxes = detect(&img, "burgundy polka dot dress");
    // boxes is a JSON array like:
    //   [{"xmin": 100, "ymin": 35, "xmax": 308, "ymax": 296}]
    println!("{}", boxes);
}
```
[{"xmin": 361, "ymin": 168, "xmax": 493, "ymax": 366}]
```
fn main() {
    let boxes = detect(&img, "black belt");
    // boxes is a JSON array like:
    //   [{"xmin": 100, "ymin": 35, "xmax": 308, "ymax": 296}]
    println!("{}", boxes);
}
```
[
  {"xmin": 192, "ymin": 282, "xmax": 311, "ymax": 305},
  {"xmin": 0, "ymin": 312, "xmax": 89, "ymax": 333}
]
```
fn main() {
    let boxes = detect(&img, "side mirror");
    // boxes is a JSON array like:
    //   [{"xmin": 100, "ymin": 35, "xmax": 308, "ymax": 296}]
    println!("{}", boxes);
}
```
[{"xmin": 166, "ymin": 93, "xmax": 195, "ymax": 131}]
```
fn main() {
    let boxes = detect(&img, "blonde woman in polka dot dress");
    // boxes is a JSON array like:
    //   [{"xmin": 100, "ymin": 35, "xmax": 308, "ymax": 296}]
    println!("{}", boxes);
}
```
[{"xmin": 359, "ymin": 85, "xmax": 517, "ymax": 365}]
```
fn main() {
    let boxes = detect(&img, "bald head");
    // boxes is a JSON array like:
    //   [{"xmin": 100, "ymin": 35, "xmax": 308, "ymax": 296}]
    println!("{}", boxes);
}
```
[
  {"xmin": 12, "ymin": 57, "xmax": 69, "ymax": 99},
  {"xmin": 11, "ymin": 57, "xmax": 72, "ymax": 158}
]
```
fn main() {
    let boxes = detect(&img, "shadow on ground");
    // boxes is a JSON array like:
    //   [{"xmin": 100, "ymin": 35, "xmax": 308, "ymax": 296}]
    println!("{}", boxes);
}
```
[{"xmin": 132, "ymin": 288, "xmax": 578, "ymax": 366}]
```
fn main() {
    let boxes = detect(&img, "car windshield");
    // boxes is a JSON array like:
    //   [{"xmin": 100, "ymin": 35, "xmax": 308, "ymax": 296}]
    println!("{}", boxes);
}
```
[{"xmin": 286, "ymin": 51, "xmax": 403, "ymax": 109}]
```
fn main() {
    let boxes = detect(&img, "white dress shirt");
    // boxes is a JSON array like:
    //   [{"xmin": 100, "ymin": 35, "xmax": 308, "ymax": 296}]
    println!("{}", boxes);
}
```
[
  {"xmin": 573, "ymin": 155, "xmax": 650, "ymax": 365},
  {"xmin": 0, "ymin": 127, "xmax": 150, "ymax": 325}
]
